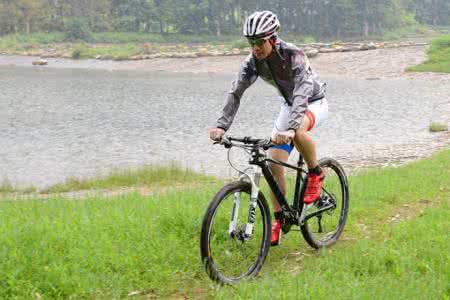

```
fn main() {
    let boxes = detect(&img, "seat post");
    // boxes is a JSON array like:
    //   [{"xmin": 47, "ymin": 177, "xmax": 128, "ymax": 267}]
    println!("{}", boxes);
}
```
[
  {"xmin": 297, "ymin": 153, "xmax": 304, "ymax": 168},
  {"xmin": 293, "ymin": 153, "xmax": 306, "ymax": 211}
]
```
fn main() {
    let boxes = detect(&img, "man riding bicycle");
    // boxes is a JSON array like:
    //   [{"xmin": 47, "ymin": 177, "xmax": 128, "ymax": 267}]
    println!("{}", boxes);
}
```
[{"xmin": 208, "ymin": 11, "xmax": 329, "ymax": 246}]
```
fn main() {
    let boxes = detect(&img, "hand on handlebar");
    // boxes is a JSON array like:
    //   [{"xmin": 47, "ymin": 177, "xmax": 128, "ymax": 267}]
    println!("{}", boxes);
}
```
[
  {"xmin": 271, "ymin": 130, "xmax": 296, "ymax": 145},
  {"xmin": 208, "ymin": 127, "xmax": 225, "ymax": 142}
]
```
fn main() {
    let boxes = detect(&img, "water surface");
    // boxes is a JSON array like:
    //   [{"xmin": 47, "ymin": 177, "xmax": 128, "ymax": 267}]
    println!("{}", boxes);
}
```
[{"xmin": 0, "ymin": 66, "xmax": 448, "ymax": 189}]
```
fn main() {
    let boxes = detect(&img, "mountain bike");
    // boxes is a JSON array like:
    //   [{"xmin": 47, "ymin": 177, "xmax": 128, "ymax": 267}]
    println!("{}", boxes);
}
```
[{"xmin": 200, "ymin": 136, "xmax": 349, "ymax": 284}]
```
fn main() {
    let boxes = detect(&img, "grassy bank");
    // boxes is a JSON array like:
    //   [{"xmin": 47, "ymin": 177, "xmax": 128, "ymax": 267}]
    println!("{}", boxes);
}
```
[
  {"xmin": 409, "ymin": 35, "xmax": 450, "ymax": 73},
  {"xmin": 0, "ymin": 164, "xmax": 215, "ymax": 195},
  {"xmin": 381, "ymin": 24, "xmax": 448, "ymax": 41},
  {"xmin": 0, "ymin": 26, "xmax": 447, "ymax": 60},
  {"xmin": 0, "ymin": 149, "xmax": 448, "ymax": 299},
  {"xmin": 0, "ymin": 32, "xmax": 246, "ymax": 60},
  {"xmin": 44, "ymin": 164, "xmax": 214, "ymax": 194}
]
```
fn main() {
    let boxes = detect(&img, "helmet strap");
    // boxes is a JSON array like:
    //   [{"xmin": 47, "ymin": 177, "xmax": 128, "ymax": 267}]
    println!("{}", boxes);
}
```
[{"xmin": 269, "ymin": 36, "xmax": 277, "ymax": 46}]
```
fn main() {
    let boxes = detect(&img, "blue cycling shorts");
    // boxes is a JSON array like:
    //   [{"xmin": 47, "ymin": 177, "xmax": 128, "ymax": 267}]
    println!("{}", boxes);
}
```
[{"xmin": 272, "ymin": 143, "xmax": 294, "ymax": 154}]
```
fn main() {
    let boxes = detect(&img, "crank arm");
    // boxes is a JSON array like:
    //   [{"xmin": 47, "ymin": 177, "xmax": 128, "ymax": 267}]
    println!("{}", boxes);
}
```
[{"xmin": 300, "ymin": 203, "xmax": 335, "ymax": 225}]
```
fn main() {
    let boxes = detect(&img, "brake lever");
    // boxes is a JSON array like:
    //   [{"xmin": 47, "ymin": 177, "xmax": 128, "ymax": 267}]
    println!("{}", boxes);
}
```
[
  {"xmin": 261, "ymin": 138, "xmax": 275, "ymax": 150},
  {"xmin": 212, "ymin": 136, "xmax": 232, "ymax": 148}
]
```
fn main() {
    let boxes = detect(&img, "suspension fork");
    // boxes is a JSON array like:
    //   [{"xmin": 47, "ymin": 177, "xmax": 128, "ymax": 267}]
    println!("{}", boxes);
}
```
[
  {"xmin": 229, "ymin": 192, "xmax": 240, "ymax": 236},
  {"xmin": 229, "ymin": 165, "xmax": 262, "ymax": 239},
  {"xmin": 245, "ymin": 166, "xmax": 261, "ymax": 238}
]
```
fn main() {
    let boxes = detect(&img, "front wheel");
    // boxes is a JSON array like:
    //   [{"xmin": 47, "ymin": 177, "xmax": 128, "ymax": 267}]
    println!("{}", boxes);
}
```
[
  {"xmin": 200, "ymin": 181, "xmax": 271, "ymax": 284},
  {"xmin": 301, "ymin": 158, "xmax": 349, "ymax": 249}
]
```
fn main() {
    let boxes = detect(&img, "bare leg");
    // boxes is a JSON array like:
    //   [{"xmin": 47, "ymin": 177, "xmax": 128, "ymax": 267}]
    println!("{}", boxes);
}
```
[
  {"xmin": 293, "ymin": 116, "xmax": 319, "ymax": 169},
  {"xmin": 269, "ymin": 148, "xmax": 289, "ymax": 213}
]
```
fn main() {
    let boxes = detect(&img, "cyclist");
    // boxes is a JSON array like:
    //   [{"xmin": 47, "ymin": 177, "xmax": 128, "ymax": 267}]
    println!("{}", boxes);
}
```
[{"xmin": 208, "ymin": 11, "xmax": 328, "ymax": 246}]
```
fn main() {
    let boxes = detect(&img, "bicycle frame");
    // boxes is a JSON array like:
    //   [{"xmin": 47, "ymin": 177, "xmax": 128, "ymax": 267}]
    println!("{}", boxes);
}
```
[
  {"xmin": 238, "ymin": 146, "xmax": 336, "ymax": 237},
  {"xmin": 224, "ymin": 136, "xmax": 336, "ymax": 239},
  {"xmin": 248, "ymin": 147, "xmax": 307, "ymax": 225}
]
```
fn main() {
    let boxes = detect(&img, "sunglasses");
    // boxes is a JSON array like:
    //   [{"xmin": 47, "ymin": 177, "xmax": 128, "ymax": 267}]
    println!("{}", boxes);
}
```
[{"xmin": 247, "ymin": 37, "xmax": 269, "ymax": 48}]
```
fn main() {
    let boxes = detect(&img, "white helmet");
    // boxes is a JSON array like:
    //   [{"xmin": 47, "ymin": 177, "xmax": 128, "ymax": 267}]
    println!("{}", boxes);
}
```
[{"xmin": 243, "ymin": 11, "xmax": 280, "ymax": 39}]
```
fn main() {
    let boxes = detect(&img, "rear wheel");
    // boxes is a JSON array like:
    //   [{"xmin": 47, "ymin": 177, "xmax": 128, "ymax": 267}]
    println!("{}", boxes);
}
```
[
  {"xmin": 200, "ymin": 181, "xmax": 271, "ymax": 284},
  {"xmin": 301, "ymin": 158, "xmax": 349, "ymax": 249}
]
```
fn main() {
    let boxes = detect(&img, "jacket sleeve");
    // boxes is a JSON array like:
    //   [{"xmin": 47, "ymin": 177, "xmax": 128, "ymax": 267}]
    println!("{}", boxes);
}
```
[
  {"xmin": 287, "ymin": 50, "xmax": 314, "ymax": 130},
  {"xmin": 216, "ymin": 55, "xmax": 258, "ymax": 131}
]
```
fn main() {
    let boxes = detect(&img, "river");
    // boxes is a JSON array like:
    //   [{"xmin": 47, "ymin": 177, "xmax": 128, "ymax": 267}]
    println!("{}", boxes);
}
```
[{"xmin": 0, "ymin": 65, "xmax": 449, "ymax": 189}]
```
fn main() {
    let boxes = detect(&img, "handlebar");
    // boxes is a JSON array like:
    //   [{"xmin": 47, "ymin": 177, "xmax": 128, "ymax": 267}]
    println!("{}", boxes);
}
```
[{"xmin": 216, "ymin": 135, "xmax": 275, "ymax": 150}]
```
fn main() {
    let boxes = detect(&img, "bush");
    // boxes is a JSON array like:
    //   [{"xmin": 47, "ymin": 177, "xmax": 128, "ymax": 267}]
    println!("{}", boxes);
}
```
[
  {"xmin": 71, "ymin": 44, "xmax": 87, "ymax": 59},
  {"xmin": 65, "ymin": 18, "xmax": 92, "ymax": 42},
  {"xmin": 90, "ymin": 16, "xmax": 111, "ymax": 32},
  {"xmin": 408, "ymin": 35, "xmax": 450, "ymax": 73},
  {"xmin": 118, "ymin": 16, "xmax": 139, "ymax": 32},
  {"xmin": 303, "ymin": 35, "xmax": 316, "ymax": 43},
  {"xmin": 432, "ymin": 34, "xmax": 450, "ymax": 49},
  {"xmin": 230, "ymin": 39, "xmax": 248, "ymax": 50},
  {"xmin": 429, "ymin": 122, "xmax": 448, "ymax": 132}
]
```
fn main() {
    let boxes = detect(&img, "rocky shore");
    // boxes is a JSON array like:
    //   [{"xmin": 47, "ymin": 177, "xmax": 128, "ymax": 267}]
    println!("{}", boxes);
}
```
[
  {"xmin": 4, "ymin": 44, "xmax": 449, "ymax": 83},
  {"xmin": 0, "ymin": 40, "xmax": 430, "ymax": 64}
]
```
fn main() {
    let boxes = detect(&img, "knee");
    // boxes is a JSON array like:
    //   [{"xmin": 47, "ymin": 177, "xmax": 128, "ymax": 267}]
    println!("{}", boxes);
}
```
[
  {"xmin": 293, "ymin": 128, "xmax": 308, "ymax": 143},
  {"xmin": 293, "ymin": 120, "xmax": 310, "ymax": 141}
]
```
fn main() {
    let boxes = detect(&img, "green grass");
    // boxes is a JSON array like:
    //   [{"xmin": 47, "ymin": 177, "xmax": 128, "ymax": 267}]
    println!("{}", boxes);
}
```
[
  {"xmin": 216, "ymin": 200, "xmax": 450, "ymax": 299},
  {"xmin": 382, "ymin": 24, "xmax": 437, "ymax": 41},
  {"xmin": 429, "ymin": 122, "xmax": 449, "ymax": 132},
  {"xmin": 0, "ymin": 32, "xmax": 246, "ymax": 59},
  {"xmin": 2, "ymin": 29, "xmax": 449, "ymax": 60},
  {"xmin": 0, "ymin": 149, "xmax": 448, "ymax": 298},
  {"xmin": 0, "ymin": 181, "xmax": 15, "ymax": 193},
  {"xmin": 90, "ymin": 32, "xmax": 241, "ymax": 45},
  {"xmin": 43, "ymin": 164, "xmax": 215, "ymax": 193},
  {"xmin": 409, "ymin": 35, "xmax": 450, "ymax": 73},
  {"xmin": 0, "ymin": 165, "xmax": 215, "ymax": 195},
  {"xmin": 0, "ymin": 180, "xmax": 37, "ymax": 194},
  {"xmin": 70, "ymin": 43, "xmax": 141, "ymax": 60},
  {"xmin": 0, "ymin": 32, "xmax": 66, "ymax": 50}
]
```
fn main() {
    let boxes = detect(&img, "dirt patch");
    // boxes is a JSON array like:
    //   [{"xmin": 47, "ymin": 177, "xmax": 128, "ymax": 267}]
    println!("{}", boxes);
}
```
[{"xmin": 387, "ymin": 198, "xmax": 444, "ymax": 224}]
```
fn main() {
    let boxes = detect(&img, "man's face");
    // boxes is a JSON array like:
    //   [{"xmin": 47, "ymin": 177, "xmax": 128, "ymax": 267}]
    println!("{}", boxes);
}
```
[{"xmin": 248, "ymin": 38, "xmax": 273, "ymax": 60}]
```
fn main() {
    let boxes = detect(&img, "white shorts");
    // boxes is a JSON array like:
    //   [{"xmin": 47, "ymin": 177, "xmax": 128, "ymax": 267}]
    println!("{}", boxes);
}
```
[{"xmin": 272, "ymin": 98, "xmax": 329, "ymax": 134}]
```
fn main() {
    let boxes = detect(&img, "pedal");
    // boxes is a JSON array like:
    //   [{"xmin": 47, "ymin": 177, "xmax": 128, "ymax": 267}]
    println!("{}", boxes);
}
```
[{"xmin": 281, "ymin": 223, "xmax": 292, "ymax": 234}]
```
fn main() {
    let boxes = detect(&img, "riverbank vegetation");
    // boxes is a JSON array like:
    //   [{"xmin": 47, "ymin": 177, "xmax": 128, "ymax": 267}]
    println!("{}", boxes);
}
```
[
  {"xmin": 1, "ymin": 1, "xmax": 450, "ymax": 60},
  {"xmin": 0, "ymin": 149, "xmax": 448, "ymax": 299},
  {"xmin": 1, "ymin": 1, "xmax": 449, "ymax": 40},
  {"xmin": 429, "ymin": 122, "xmax": 449, "ymax": 132},
  {"xmin": 409, "ymin": 35, "xmax": 450, "ymax": 73},
  {"xmin": 0, "ymin": 164, "xmax": 215, "ymax": 195}
]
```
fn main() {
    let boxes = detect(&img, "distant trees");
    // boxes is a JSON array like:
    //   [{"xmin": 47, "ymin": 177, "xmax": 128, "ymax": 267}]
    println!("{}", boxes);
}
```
[
  {"xmin": 402, "ymin": 0, "xmax": 450, "ymax": 26},
  {"xmin": 0, "ymin": 0, "xmax": 449, "ymax": 38}
]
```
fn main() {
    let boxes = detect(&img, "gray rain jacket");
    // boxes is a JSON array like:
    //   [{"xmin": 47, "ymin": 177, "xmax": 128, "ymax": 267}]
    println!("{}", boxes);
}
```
[{"xmin": 216, "ymin": 39, "xmax": 326, "ymax": 131}]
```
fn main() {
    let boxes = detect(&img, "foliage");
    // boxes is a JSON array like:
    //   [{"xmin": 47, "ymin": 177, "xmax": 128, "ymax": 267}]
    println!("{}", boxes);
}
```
[
  {"xmin": 303, "ymin": 36, "xmax": 317, "ymax": 43},
  {"xmin": 71, "ymin": 44, "xmax": 86, "ymax": 59},
  {"xmin": 429, "ymin": 122, "xmax": 448, "ymax": 132},
  {"xmin": 65, "ymin": 18, "xmax": 93, "ymax": 42},
  {"xmin": 409, "ymin": 35, "xmax": 450, "ymax": 73},
  {"xmin": 0, "ymin": 1, "xmax": 449, "ymax": 40},
  {"xmin": 382, "ymin": 24, "xmax": 434, "ymax": 40},
  {"xmin": 230, "ymin": 39, "xmax": 249, "ymax": 50}
]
